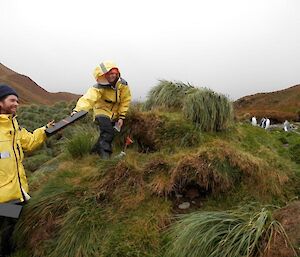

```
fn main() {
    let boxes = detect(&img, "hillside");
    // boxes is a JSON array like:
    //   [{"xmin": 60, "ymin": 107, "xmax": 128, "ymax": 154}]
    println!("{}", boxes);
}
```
[
  {"xmin": 234, "ymin": 84, "xmax": 300, "ymax": 122},
  {"xmin": 6, "ymin": 81, "xmax": 300, "ymax": 257},
  {"xmin": 0, "ymin": 63, "xmax": 80, "ymax": 105},
  {"xmin": 11, "ymin": 105, "xmax": 300, "ymax": 257}
]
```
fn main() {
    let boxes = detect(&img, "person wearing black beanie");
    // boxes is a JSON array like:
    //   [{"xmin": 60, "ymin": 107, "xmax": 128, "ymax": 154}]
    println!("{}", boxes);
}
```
[
  {"xmin": 0, "ymin": 84, "xmax": 18, "ymax": 100},
  {"xmin": 0, "ymin": 84, "xmax": 19, "ymax": 115},
  {"xmin": 0, "ymin": 84, "xmax": 52, "ymax": 256}
]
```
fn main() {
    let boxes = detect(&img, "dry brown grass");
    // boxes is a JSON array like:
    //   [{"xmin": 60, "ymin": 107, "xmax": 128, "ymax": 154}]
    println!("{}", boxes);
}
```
[
  {"xmin": 234, "ymin": 84, "xmax": 300, "ymax": 122},
  {"xmin": 170, "ymin": 154, "xmax": 232, "ymax": 195},
  {"xmin": 125, "ymin": 111, "xmax": 164, "ymax": 152},
  {"xmin": 201, "ymin": 140, "xmax": 289, "ymax": 198},
  {"xmin": 235, "ymin": 109, "xmax": 299, "ymax": 122},
  {"xmin": 143, "ymin": 140, "xmax": 290, "ymax": 200}
]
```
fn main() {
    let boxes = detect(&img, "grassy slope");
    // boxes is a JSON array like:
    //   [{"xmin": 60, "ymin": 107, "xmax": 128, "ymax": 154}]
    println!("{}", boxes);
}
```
[{"xmin": 9, "ymin": 105, "xmax": 300, "ymax": 257}]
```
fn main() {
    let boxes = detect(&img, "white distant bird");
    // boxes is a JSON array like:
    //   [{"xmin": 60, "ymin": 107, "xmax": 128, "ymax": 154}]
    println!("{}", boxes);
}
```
[
  {"xmin": 265, "ymin": 118, "xmax": 270, "ymax": 129},
  {"xmin": 251, "ymin": 116, "xmax": 257, "ymax": 126},
  {"xmin": 283, "ymin": 120, "xmax": 290, "ymax": 132}
]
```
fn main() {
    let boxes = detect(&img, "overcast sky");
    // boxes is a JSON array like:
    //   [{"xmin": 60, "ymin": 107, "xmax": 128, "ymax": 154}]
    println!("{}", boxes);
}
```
[{"xmin": 1, "ymin": 0, "xmax": 300, "ymax": 101}]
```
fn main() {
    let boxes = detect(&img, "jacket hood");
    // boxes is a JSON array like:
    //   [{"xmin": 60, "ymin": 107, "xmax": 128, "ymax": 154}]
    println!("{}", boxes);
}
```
[{"xmin": 93, "ymin": 61, "xmax": 120, "ymax": 80}]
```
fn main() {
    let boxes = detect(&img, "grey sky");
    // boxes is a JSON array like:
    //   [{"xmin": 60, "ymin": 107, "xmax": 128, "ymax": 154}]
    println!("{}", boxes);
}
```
[{"xmin": 1, "ymin": 0, "xmax": 300, "ymax": 101}]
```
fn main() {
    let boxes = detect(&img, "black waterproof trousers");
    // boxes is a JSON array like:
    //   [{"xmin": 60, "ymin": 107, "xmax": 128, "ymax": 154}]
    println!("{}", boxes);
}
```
[
  {"xmin": 0, "ymin": 216, "xmax": 18, "ymax": 257},
  {"xmin": 92, "ymin": 116, "xmax": 116, "ymax": 159}
]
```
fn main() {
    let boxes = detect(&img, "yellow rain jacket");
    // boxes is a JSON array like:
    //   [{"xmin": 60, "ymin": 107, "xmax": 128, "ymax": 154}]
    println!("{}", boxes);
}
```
[
  {"xmin": 0, "ymin": 114, "xmax": 46, "ymax": 203},
  {"xmin": 73, "ymin": 61, "xmax": 131, "ymax": 120}
]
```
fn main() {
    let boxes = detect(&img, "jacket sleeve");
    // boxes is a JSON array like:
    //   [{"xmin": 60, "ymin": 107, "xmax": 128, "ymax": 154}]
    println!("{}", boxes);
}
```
[
  {"xmin": 74, "ymin": 87, "xmax": 101, "ymax": 112},
  {"xmin": 19, "ymin": 127, "xmax": 47, "ymax": 152},
  {"xmin": 118, "ymin": 85, "xmax": 131, "ymax": 119}
]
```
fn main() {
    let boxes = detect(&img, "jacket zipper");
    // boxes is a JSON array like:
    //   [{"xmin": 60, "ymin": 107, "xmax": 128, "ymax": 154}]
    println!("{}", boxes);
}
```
[
  {"xmin": 11, "ymin": 118, "xmax": 25, "ymax": 201},
  {"xmin": 110, "ymin": 85, "xmax": 118, "ymax": 119}
]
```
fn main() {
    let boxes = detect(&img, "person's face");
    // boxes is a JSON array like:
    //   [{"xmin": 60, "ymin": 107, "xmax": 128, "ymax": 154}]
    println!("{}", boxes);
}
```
[
  {"xmin": 0, "ymin": 95, "xmax": 19, "ymax": 115},
  {"xmin": 105, "ymin": 69, "xmax": 119, "ymax": 83}
]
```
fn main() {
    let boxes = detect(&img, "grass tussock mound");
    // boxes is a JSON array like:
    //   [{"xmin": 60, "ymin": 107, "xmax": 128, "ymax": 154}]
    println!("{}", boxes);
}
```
[
  {"xmin": 14, "ymin": 158, "xmax": 171, "ymax": 257},
  {"xmin": 66, "ymin": 126, "xmax": 97, "ymax": 158},
  {"xmin": 183, "ymin": 88, "xmax": 233, "ymax": 131},
  {"xmin": 123, "ymin": 109, "xmax": 202, "ymax": 152},
  {"xmin": 198, "ymin": 141, "xmax": 290, "ymax": 198},
  {"xmin": 165, "ymin": 205, "xmax": 295, "ymax": 257},
  {"xmin": 146, "ymin": 140, "xmax": 289, "ymax": 200},
  {"xmin": 9, "ymin": 97, "xmax": 300, "ymax": 257},
  {"xmin": 124, "ymin": 111, "xmax": 164, "ymax": 152},
  {"xmin": 143, "ymin": 80, "xmax": 194, "ymax": 111},
  {"xmin": 11, "ymin": 132, "xmax": 298, "ymax": 257},
  {"xmin": 143, "ymin": 80, "xmax": 233, "ymax": 132},
  {"xmin": 170, "ymin": 154, "xmax": 232, "ymax": 195}
]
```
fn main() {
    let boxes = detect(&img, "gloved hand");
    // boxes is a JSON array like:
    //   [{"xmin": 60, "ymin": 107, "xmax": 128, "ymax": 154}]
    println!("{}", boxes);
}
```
[
  {"xmin": 114, "ymin": 119, "xmax": 124, "ymax": 132},
  {"xmin": 46, "ymin": 120, "xmax": 55, "ymax": 128},
  {"xmin": 117, "ymin": 119, "xmax": 124, "ymax": 129},
  {"xmin": 70, "ymin": 111, "xmax": 77, "ymax": 116}
]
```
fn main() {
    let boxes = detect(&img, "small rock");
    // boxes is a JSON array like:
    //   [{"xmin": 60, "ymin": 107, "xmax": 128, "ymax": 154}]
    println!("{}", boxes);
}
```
[
  {"xmin": 178, "ymin": 202, "xmax": 190, "ymax": 210},
  {"xmin": 191, "ymin": 201, "xmax": 196, "ymax": 204}
]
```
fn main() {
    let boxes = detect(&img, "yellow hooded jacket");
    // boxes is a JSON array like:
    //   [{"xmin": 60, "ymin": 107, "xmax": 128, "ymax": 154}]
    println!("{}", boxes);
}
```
[
  {"xmin": 0, "ymin": 114, "xmax": 46, "ymax": 203},
  {"xmin": 73, "ymin": 62, "xmax": 131, "ymax": 120}
]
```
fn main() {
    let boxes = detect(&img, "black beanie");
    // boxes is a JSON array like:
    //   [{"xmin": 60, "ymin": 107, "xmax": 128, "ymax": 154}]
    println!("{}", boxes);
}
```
[{"xmin": 0, "ymin": 84, "xmax": 19, "ymax": 99}]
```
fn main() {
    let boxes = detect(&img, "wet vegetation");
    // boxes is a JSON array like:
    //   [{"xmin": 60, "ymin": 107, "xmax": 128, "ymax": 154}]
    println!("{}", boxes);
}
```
[{"xmin": 5, "ymin": 81, "xmax": 300, "ymax": 257}]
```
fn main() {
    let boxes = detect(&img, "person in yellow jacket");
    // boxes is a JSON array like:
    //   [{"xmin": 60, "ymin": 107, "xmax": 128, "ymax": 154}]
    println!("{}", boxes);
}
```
[
  {"xmin": 0, "ymin": 84, "xmax": 51, "ymax": 256},
  {"xmin": 72, "ymin": 61, "xmax": 131, "ymax": 159}
]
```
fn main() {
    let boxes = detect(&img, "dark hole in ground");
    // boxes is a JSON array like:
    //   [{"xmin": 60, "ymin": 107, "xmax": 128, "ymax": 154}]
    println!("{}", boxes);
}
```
[{"xmin": 169, "ymin": 183, "xmax": 211, "ymax": 213}]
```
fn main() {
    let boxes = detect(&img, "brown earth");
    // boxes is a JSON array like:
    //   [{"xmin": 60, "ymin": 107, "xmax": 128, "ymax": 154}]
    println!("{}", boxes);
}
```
[
  {"xmin": 264, "ymin": 201, "xmax": 300, "ymax": 257},
  {"xmin": 234, "ymin": 85, "xmax": 300, "ymax": 122},
  {"xmin": 0, "ymin": 63, "xmax": 80, "ymax": 105}
]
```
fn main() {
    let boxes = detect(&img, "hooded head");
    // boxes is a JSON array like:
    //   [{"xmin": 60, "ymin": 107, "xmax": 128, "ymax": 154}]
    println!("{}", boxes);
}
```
[{"xmin": 93, "ymin": 61, "xmax": 120, "ymax": 85}]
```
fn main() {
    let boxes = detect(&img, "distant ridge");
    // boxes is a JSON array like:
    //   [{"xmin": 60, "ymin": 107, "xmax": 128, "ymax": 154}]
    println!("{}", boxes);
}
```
[
  {"xmin": 0, "ymin": 63, "xmax": 80, "ymax": 105},
  {"xmin": 234, "ymin": 85, "xmax": 300, "ymax": 122}
]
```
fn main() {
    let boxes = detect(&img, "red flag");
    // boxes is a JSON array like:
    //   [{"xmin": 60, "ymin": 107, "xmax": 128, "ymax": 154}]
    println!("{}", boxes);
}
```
[{"xmin": 125, "ymin": 136, "xmax": 133, "ymax": 146}]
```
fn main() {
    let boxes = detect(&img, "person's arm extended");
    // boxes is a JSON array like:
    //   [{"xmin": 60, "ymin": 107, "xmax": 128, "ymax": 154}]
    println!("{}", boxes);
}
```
[
  {"xmin": 73, "ymin": 87, "xmax": 101, "ymax": 113},
  {"xmin": 19, "ymin": 127, "xmax": 47, "ymax": 152}
]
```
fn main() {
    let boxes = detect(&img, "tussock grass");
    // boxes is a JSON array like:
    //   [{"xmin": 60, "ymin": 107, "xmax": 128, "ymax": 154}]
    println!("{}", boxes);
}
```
[
  {"xmin": 124, "ymin": 111, "xmax": 164, "ymax": 152},
  {"xmin": 183, "ymin": 88, "xmax": 233, "ymax": 131},
  {"xmin": 15, "ymin": 155, "xmax": 171, "ymax": 257},
  {"xmin": 143, "ymin": 80, "xmax": 194, "ymax": 111},
  {"xmin": 164, "ymin": 205, "xmax": 295, "ymax": 257},
  {"xmin": 143, "ymin": 80, "xmax": 233, "ymax": 132},
  {"xmin": 201, "ymin": 141, "xmax": 289, "ymax": 198},
  {"xmin": 145, "ymin": 140, "xmax": 289, "ymax": 200},
  {"xmin": 124, "ymin": 110, "xmax": 202, "ymax": 152},
  {"xmin": 170, "ymin": 153, "xmax": 232, "ymax": 195},
  {"xmin": 66, "ymin": 126, "xmax": 97, "ymax": 158},
  {"xmin": 10, "ymin": 100, "xmax": 300, "ymax": 256}
]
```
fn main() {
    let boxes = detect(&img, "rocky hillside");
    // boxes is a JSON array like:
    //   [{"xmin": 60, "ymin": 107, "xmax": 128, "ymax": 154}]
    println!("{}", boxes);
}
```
[{"xmin": 0, "ymin": 63, "xmax": 80, "ymax": 104}]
